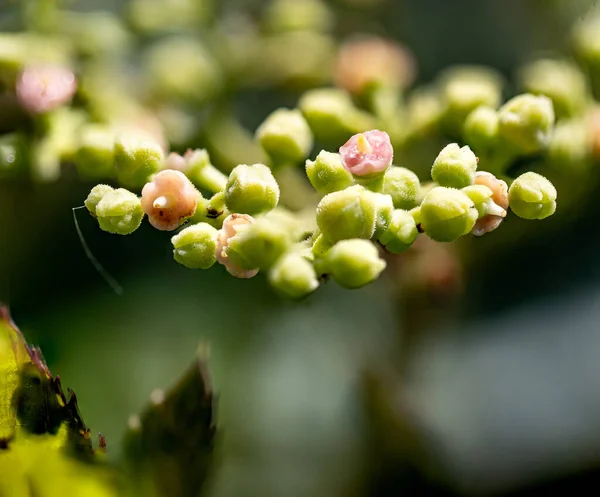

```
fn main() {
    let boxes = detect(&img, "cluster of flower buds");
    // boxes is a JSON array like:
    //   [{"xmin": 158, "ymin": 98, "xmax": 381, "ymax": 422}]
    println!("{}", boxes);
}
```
[{"xmin": 84, "ymin": 100, "xmax": 557, "ymax": 298}]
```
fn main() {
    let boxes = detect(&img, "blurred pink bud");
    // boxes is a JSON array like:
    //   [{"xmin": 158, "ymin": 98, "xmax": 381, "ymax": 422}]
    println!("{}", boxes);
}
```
[
  {"xmin": 165, "ymin": 152, "xmax": 187, "ymax": 171},
  {"xmin": 141, "ymin": 169, "xmax": 199, "ymax": 231},
  {"xmin": 16, "ymin": 65, "xmax": 77, "ymax": 114},
  {"xmin": 334, "ymin": 36, "xmax": 416, "ymax": 94},
  {"xmin": 215, "ymin": 213, "xmax": 259, "ymax": 279},
  {"xmin": 472, "ymin": 171, "xmax": 509, "ymax": 236},
  {"xmin": 339, "ymin": 129, "xmax": 393, "ymax": 176}
]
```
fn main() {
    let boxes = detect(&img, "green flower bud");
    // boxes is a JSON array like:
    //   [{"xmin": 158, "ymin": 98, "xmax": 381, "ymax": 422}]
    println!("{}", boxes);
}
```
[
  {"xmin": 75, "ymin": 124, "xmax": 115, "ymax": 180},
  {"xmin": 305, "ymin": 150, "xmax": 354, "ymax": 194},
  {"xmin": 114, "ymin": 133, "xmax": 164, "ymax": 188},
  {"xmin": 378, "ymin": 209, "xmax": 419, "ymax": 254},
  {"xmin": 85, "ymin": 184, "xmax": 114, "ymax": 217},
  {"xmin": 95, "ymin": 188, "xmax": 144, "ymax": 235},
  {"xmin": 226, "ymin": 217, "xmax": 291, "ymax": 269},
  {"xmin": 519, "ymin": 59, "xmax": 589, "ymax": 119},
  {"xmin": 438, "ymin": 66, "xmax": 503, "ymax": 136},
  {"xmin": 316, "ymin": 185, "xmax": 377, "ymax": 242},
  {"xmin": 508, "ymin": 172, "xmax": 557, "ymax": 220},
  {"xmin": 263, "ymin": 0, "xmax": 333, "ymax": 34},
  {"xmin": 462, "ymin": 184, "xmax": 507, "ymax": 218},
  {"xmin": 572, "ymin": 14, "xmax": 600, "ymax": 63},
  {"xmin": 372, "ymin": 192, "xmax": 394, "ymax": 238},
  {"xmin": 256, "ymin": 108, "xmax": 314, "ymax": 166},
  {"xmin": 326, "ymin": 239, "xmax": 386, "ymax": 289},
  {"xmin": 547, "ymin": 118, "xmax": 591, "ymax": 170},
  {"xmin": 431, "ymin": 143, "xmax": 478, "ymax": 189},
  {"xmin": 405, "ymin": 87, "xmax": 444, "ymax": 137},
  {"xmin": 409, "ymin": 206, "xmax": 422, "ymax": 226},
  {"xmin": 420, "ymin": 186, "xmax": 478, "ymax": 242},
  {"xmin": 497, "ymin": 94, "xmax": 555, "ymax": 155},
  {"xmin": 463, "ymin": 106, "xmax": 499, "ymax": 154},
  {"xmin": 298, "ymin": 88, "xmax": 374, "ymax": 146},
  {"xmin": 225, "ymin": 164, "xmax": 280, "ymax": 215},
  {"xmin": 171, "ymin": 223, "xmax": 218, "ymax": 269},
  {"xmin": 166, "ymin": 149, "xmax": 227, "ymax": 193},
  {"xmin": 382, "ymin": 166, "xmax": 420, "ymax": 210},
  {"xmin": 268, "ymin": 253, "xmax": 320, "ymax": 299},
  {"xmin": 143, "ymin": 36, "xmax": 221, "ymax": 105}
]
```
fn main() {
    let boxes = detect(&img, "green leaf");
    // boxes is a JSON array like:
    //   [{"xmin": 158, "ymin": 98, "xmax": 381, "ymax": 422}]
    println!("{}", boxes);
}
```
[{"xmin": 122, "ymin": 345, "xmax": 215, "ymax": 497}]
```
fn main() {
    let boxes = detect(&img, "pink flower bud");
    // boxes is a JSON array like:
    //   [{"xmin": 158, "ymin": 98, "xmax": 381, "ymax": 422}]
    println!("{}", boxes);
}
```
[
  {"xmin": 16, "ymin": 65, "xmax": 77, "ymax": 114},
  {"xmin": 215, "ymin": 213, "xmax": 259, "ymax": 279},
  {"xmin": 141, "ymin": 169, "xmax": 200, "ymax": 231},
  {"xmin": 339, "ymin": 129, "xmax": 393, "ymax": 177},
  {"xmin": 472, "ymin": 171, "xmax": 509, "ymax": 236},
  {"xmin": 165, "ymin": 152, "xmax": 187, "ymax": 171},
  {"xmin": 334, "ymin": 36, "xmax": 416, "ymax": 94}
]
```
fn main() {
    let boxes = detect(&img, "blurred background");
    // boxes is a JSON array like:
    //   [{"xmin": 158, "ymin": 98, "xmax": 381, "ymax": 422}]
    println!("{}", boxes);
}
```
[{"xmin": 2, "ymin": 0, "xmax": 600, "ymax": 495}]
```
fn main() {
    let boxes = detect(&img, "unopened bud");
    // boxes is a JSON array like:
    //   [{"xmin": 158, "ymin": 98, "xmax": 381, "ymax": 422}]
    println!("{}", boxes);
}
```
[
  {"xmin": 326, "ymin": 239, "xmax": 386, "ymax": 289},
  {"xmin": 225, "ymin": 164, "xmax": 280, "ymax": 215},
  {"xmin": 508, "ymin": 172, "xmax": 557, "ymax": 220},
  {"xmin": 305, "ymin": 150, "xmax": 354, "ymax": 194},
  {"xmin": 171, "ymin": 223, "xmax": 218, "ymax": 269}
]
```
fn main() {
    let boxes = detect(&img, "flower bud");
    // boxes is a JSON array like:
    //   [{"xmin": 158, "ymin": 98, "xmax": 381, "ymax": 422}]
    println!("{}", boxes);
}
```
[
  {"xmin": 75, "ymin": 124, "xmax": 115, "ymax": 180},
  {"xmin": 171, "ymin": 223, "xmax": 218, "ymax": 269},
  {"xmin": 547, "ymin": 118, "xmax": 591, "ymax": 170},
  {"xmin": 334, "ymin": 36, "xmax": 416, "ymax": 94},
  {"xmin": 316, "ymin": 185, "xmax": 377, "ymax": 242},
  {"xmin": 226, "ymin": 217, "xmax": 291, "ymax": 270},
  {"xmin": 461, "ymin": 185, "xmax": 503, "ymax": 216},
  {"xmin": 15, "ymin": 64, "xmax": 77, "ymax": 114},
  {"xmin": 268, "ymin": 252, "xmax": 319, "ymax": 299},
  {"xmin": 143, "ymin": 36, "xmax": 221, "ymax": 105},
  {"xmin": 305, "ymin": 150, "xmax": 354, "ymax": 194},
  {"xmin": 166, "ymin": 149, "xmax": 227, "ymax": 193},
  {"xmin": 372, "ymin": 192, "xmax": 395, "ymax": 238},
  {"xmin": 256, "ymin": 108, "xmax": 314, "ymax": 166},
  {"xmin": 114, "ymin": 133, "xmax": 164, "ymax": 188},
  {"xmin": 214, "ymin": 213, "xmax": 259, "ymax": 278},
  {"xmin": 405, "ymin": 88, "xmax": 444, "ymax": 137},
  {"xmin": 326, "ymin": 239, "xmax": 386, "ymax": 289},
  {"xmin": 420, "ymin": 186, "xmax": 478, "ymax": 242},
  {"xmin": 497, "ymin": 94, "xmax": 555, "ymax": 155},
  {"xmin": 339, "ymin": 129, "xmax": 393, "ymax": 178},
  {"xmin": 298, "ymin": 88, "xmax": 375, "ymax": 146},
  {"xmin": 519, "ymin": 59, "xmax": 589, "ymax": 119},
  {"xmin": 263, "ymin": 0, "xmax": 333, "ymax": 33},
  {"xmin": 409, "ymin": 206, "xmax": 422, "ymax": 226},
  {"xmin": 471, "ymin": 171, "xmax": 509, "ymax": 235},
  {"xmin": 438, "ymin": 66, "xmax": 503, "ymax": 136},
  {"xmin": 463, "ymin": 106, "xmax": 499, "ymax": 154},
  {"xmin": 378, "ymin": 209, "xmax": 419, "ymax": 253},
  {"xmin": 225, "ymin": 164, "xmax": 280, "ymax": 215},
  {"xmin": 381, "ymin": 166, "xmax": 420, "ymax": 210},
  {"xmin": 508, "ymin": 172, "xmax": 557, "ymax": 220},
  {"xmin": 431, "ymin": 143, "xmax": 478, "ymax": 189},
  {"xmin": 95, "ymin": 188, "xmax": 144, "ymax": 235},
  {"xmin": 85, "ymin": 184, "xmax": 114, "ymax": 217},
  {"xmin": 141, "ymin": 169, "xmax": 200, "ymax": 231}
]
